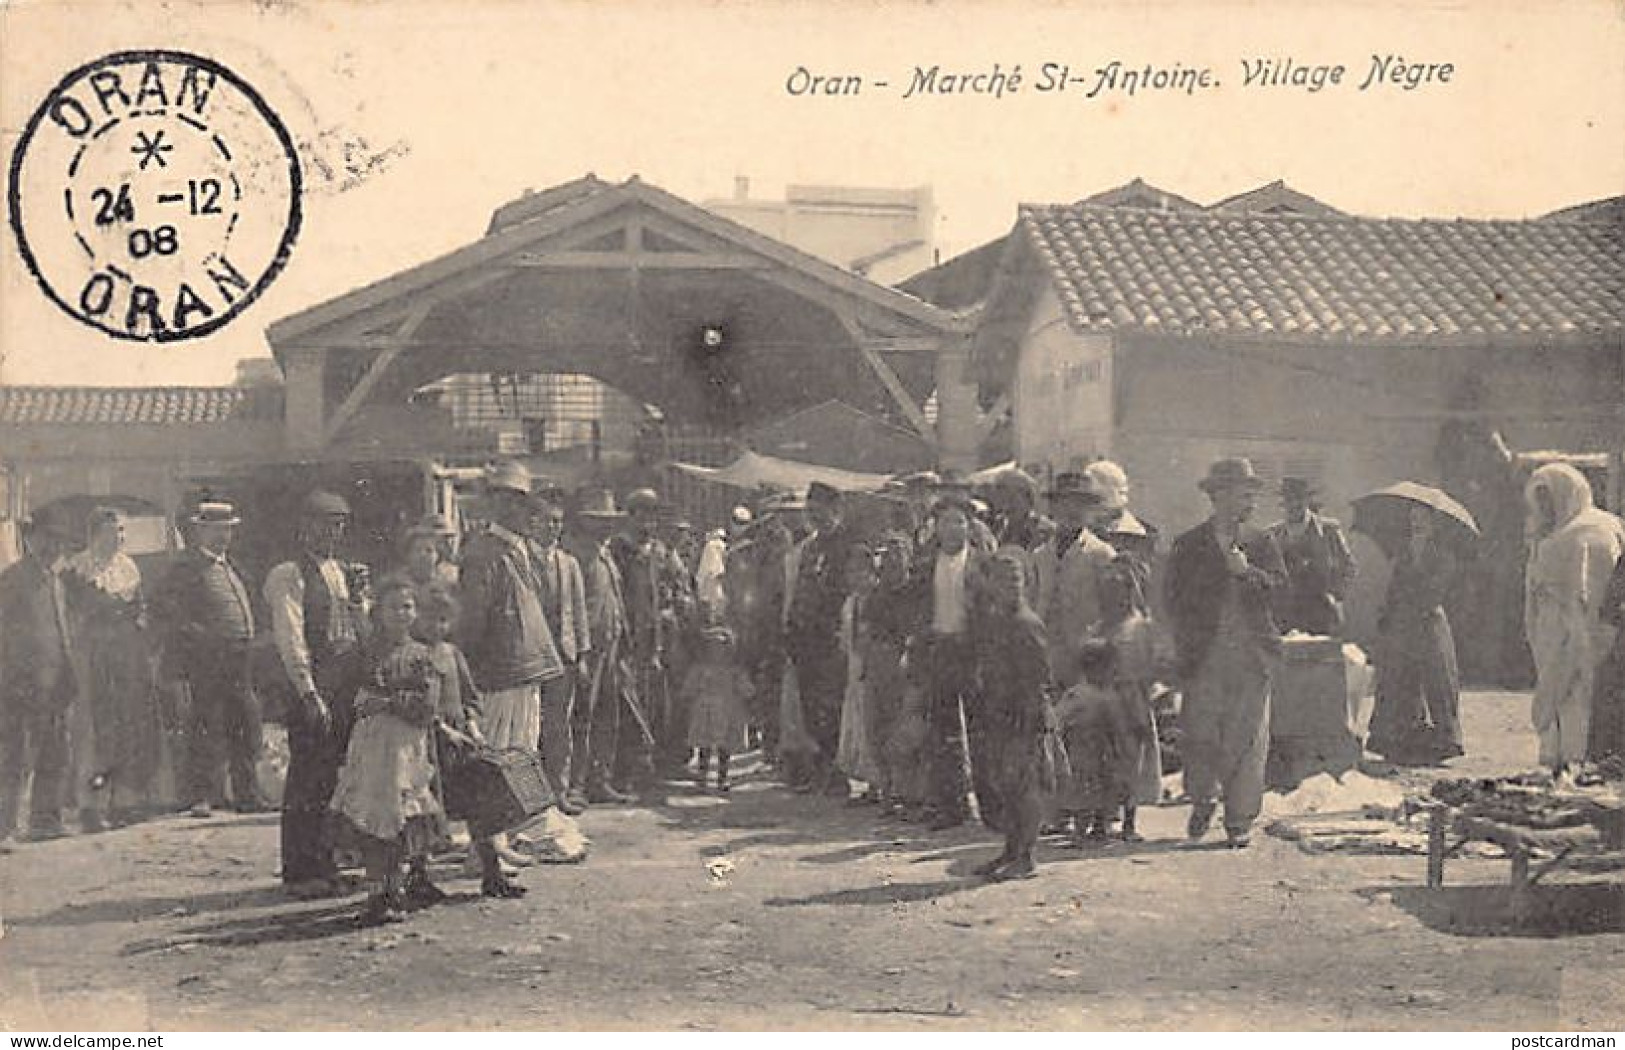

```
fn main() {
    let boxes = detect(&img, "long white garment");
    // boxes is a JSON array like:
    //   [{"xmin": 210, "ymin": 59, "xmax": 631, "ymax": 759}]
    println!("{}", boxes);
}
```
[
  {"xmin": 836, "ymin": 595, "xmax": 879, "ymax": 783},
  {"xmin": 1525, "ymin": 464, "xmax": 1625, "ymax": 766},
  {"xmin": 480, "ymin": 682, "xmax": 542, "ymax": 751},
  {"xmin": 696, "ymin": 534, "xmax": 728, "ymax": 613}
]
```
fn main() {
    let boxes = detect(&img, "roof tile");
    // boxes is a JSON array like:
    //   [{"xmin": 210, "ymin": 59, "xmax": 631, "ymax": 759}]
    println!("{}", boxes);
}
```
[
  {"xmin": 0, "ymin": 386, "xmax": 283, "ymax": 426},
  {"xmin": 1018, "ymin": 204, "xmax": 1625, "ymax": 340}
]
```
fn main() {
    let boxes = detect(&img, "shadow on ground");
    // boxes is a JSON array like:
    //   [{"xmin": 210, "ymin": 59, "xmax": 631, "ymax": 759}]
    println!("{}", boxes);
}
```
[{"xmin": 1372, "ymin": 881, "xmax": 1625, "ymax": 938}]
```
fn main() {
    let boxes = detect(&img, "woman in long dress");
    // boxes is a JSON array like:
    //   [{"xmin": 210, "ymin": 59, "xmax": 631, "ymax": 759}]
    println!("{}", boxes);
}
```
[
  {"xmin": 63, "ymin": 508, "xmax": 160, "ymax": 827},
  {"xmin": 1523, "ymin": 463, "xmax": 1625, "ymax": 770},
  {"xmin": 1368, "ymin": 505, "xmax": 1464, "ymax": 766}
]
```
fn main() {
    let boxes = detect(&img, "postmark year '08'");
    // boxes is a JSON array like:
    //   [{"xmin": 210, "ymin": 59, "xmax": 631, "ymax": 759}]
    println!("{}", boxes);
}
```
[{"xmin": 8, "ymin": 50, "xmax": 302, "ymax": 342}]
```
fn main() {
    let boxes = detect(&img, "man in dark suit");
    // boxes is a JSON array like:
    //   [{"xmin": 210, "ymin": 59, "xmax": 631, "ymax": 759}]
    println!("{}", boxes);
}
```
[
  {"xmin": 785, "ymin": 481, "xmax": 851, "ymax": 794},
  {"xmin": 1265, "ymin": 477, "xmax": 1356, "ymax": 636},
  {"xmin": 1164, "ymin": 458, "xmax": 1287, "ymax": 848},
  {"xmin": 151, "ymin": 499, "xmax": 265, "ymax": 821},
  {"xmin": 0, "ymin": 510, "xmax": 79, "ymax": 842}
]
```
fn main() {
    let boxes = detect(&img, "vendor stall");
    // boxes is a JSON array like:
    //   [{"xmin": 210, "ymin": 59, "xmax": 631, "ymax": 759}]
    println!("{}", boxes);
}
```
[{"xmin": 1419, "ymin": 765, "xmax": 1625, "ymax": 920}]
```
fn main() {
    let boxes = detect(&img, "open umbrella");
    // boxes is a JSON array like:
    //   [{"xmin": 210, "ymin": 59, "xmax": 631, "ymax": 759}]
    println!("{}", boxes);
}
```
[{"xmin": 1351, "ymin": 481, "xmax": 1480, "ymax": 560}]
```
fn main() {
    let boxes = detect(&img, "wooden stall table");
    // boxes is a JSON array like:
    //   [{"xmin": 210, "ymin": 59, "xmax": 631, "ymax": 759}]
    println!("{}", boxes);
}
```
[{"xmin": 1421, "ymin": 792, "xmax": 1625, "ymax": 921}]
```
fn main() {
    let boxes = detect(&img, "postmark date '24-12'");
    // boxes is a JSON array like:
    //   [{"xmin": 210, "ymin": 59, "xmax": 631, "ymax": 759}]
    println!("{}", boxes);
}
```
[{"xmin": 8, "ymin": 50, "xmax": 302, "ymax": 343}]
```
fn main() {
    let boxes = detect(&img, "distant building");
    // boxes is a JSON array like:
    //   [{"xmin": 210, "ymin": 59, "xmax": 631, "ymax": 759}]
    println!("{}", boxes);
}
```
[{"xmin": 705, "ymin": 177, "xmax": 936, "ymax": 286}]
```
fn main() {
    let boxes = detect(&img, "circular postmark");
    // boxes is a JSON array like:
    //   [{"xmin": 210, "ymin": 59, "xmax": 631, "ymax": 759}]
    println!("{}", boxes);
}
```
[{"xmin": 8, "ymin": 50, "xmax": 301, "ymax": 342}]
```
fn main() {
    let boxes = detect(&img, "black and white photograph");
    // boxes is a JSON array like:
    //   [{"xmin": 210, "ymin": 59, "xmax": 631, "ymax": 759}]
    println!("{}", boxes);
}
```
[{"xmin": 1, "ymin": 0, "xmax": 1622, "ymax": 1035}]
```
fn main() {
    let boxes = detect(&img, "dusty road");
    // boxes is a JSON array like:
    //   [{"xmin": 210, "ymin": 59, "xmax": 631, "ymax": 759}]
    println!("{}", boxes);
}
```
[{"xmin": 2, "ymin": 691, "xmax": 1621, "ymax": 1031}]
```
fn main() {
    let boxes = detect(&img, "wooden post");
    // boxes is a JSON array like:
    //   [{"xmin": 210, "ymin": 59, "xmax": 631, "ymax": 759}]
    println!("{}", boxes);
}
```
[
  {"xmin": 935, "ymin": 332, "xmax": 981, "ymax": 473},
  {"xmin": 282, "ymin": 348, "xmax": 326, "ymax": 453},
  {"xmin": 1508, "ymin": 848, "xmax": 1532, "ymax": 923},
  {"xmin": 1426, "ymin": 807, "xmax": 1446, "ymax": 889}
]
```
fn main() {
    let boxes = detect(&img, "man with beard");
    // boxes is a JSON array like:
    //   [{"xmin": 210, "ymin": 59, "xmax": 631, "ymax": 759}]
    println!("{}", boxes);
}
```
[{"xmin": 264, "ymin": 490, "xmax": 369, "ymax": 897}]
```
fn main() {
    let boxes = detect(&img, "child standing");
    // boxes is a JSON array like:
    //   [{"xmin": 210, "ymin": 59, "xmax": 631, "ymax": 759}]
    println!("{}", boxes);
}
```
[
  {"xmin": 416, "ymin": 585, "xmax": 527, "ymax": 900},
  {"xmin": 973, "ymin": 553, "xmax": 1054, "ymax": 881},
  {"xmin": 1056, "ymin": 562, "xmax": 1160, "ymax": 845},
  {"xmin": 330, "ymin": 579, "xmax": 448, "ymax": 925},
  {"xmin": 683, "ymin": 624, "xmax": 753, "ymax": 792}
]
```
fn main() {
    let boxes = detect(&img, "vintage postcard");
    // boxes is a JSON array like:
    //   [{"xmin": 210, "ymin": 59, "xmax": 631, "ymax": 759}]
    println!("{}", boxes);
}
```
[{"xmin": 1, "ymin": 0, "xmax": 1622, "ymax": 1034}]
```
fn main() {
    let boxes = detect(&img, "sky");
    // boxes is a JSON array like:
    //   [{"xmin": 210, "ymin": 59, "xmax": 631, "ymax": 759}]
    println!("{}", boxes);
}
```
[{"xmin": 3, "ymin": 0, "xmax": 1622, "ymax": 388}]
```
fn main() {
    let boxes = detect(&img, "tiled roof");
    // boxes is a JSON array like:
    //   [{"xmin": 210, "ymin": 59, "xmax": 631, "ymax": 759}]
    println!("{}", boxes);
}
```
[
  {"xmin": 1541, "ymin": 195, "xmax": 1624, "ymax": 227},
  {"xmin": 0, "ymin": 386, "xmax": 284, "ymax": 426},
  {"xmin": 1019, "ymin": 204, "xmax": 1625, "ymax": 341}
]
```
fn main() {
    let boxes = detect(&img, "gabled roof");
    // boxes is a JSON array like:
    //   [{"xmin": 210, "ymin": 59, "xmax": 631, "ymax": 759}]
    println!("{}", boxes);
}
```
[
  {"xmin": 1209, "ymin": 180, "xmax": 1343, "ymax": 217},
  {"xmin": 1016, "ymin": 203, "xmax": 1624, "ymax": 341},
  {"xmin": 0, "ymin": 386, "xmax": 284, "ymax": 426},
  {"xmin": 268, "ymin": 175, "xmax": 966, "ymax": 351},
  {"xmin": 485, "ymin": 175, "xmax": 614, "ymax": 234},
  {"xmin": 1077, "ymin": 178, "xmax": 1202, "ymax": 212}
]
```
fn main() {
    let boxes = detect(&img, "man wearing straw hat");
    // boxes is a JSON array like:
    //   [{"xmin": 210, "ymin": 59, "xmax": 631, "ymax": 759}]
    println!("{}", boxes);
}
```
[
  {"xmin": 1165, "ymin": 458, "xmax": 1288, "ymax": 849},
  {"xmin": 150, "ymin": 498, "xmax": 266, "ymax": 823}
]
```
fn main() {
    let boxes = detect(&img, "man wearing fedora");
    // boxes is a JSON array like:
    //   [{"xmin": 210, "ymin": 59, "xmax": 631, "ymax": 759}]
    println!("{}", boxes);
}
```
[
  {"xmin": 567, "ymin": 489, "xmax": 636, "ymax": 805},
  {"xmin": 150, "ymin": 498, "xmax": 266, "ymax": 823},
  {"xmin": 1034, "ymin": 471, "xmax": 1119, "ymax": 691},
  {"xmin": 1165, "ymin": 458, "xmax": 1288, "ymax": 848},
  {"xmin": 610, "ymin": 486, "xmax": 692, "ymax": 787},
  {"xmin": 0, "ymin": 509, "xmax": 81, "ymax": 842},
  {"xmin": 264, "ymin": 490, "xmax": 370, "ymax": 895},
  {"xmin": 1266, "ymin": 476, "xmax": 1356, "ymax": 636}
]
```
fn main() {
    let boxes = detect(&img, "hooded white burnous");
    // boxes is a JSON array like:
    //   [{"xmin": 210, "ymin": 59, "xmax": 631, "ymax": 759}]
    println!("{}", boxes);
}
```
[{"xmin": 1524, "ymin": 463, "xmax": 1625, "ymax": 768}]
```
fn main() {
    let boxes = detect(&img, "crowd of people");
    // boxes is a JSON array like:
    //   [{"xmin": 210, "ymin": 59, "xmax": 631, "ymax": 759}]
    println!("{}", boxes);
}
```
[{"xmin": 3, "ymin": 451, "xmax": 1624, "ymax": 924}]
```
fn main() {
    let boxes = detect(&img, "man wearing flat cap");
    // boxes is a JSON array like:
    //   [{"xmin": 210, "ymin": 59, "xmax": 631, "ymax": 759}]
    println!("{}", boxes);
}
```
[
  {"xmin": 265, "ymin": 489, "xmax": 370, "ymax": 896},
  {"xmin": 149, "ymin": 499, "xmax": 266, "ymax": 823},
  {"xmin": 1265, "ymin": 476, "xmax": 1356, "ymax": 636},
  {"xmin": 1164, "ymin": 458, "xmax": 1288, "ymax": 849}
]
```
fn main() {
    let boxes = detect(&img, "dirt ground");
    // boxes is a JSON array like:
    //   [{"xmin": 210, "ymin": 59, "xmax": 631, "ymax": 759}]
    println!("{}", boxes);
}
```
[{"xmin": 1, "ymin": 689, "xmax": 1621, "ymax": 1032}]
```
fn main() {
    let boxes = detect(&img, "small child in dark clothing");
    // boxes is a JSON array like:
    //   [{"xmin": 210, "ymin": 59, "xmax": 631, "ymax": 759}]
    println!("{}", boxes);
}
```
[
  {"xmin": 972, "ymin": 553, "xmax": 1054, "ymax": 881},
  {"xmin": 1056, "ymin": 563, "xmax": 1159, "ymax": 846}
]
